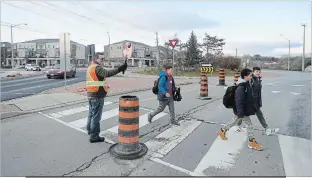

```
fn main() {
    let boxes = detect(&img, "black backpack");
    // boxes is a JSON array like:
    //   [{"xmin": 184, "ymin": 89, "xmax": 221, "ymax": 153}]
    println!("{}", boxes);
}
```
[
  {"xmin": 223, "ymin": 83, "xmax": 247, "ymax": 108},
  {"xmin": 223, "ymin": 85, "xmax": 238, "ymax": 108},
  {"xmin": 152, "ymin": 76, "xmax": 167, "ymax": 95}
]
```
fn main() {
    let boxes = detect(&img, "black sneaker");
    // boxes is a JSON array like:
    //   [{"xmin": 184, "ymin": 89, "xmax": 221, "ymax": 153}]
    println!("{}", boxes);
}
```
[
  {"xmin": 89, "ymin": 136, "xmax": 105, "ymax": 143},
  {"xmin": 171, "ymin": 120, "xmax": 180, "ymax": 126},
  {"xmin": 148, "ymin": 113, "xmax": 153, "ymax": 123}
]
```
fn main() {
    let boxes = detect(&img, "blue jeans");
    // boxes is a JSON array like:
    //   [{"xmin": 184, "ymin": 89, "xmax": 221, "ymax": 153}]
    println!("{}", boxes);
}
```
[{"xmin": 87, "ymin": 97, "xmax": 104, "ymax": 139}]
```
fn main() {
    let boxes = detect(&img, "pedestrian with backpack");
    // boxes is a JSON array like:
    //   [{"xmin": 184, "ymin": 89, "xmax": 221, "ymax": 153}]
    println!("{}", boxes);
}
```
[
  {"xmin": 236, "ymin": 67, "xmax": 279, "ymax": 135},
  {"xmin": 148, "ymin": 65, "xmax": 180, "ymax": 126},
  {"xmin": 218, "ymin": 68, "xmax": 264, "ymax": 151}
]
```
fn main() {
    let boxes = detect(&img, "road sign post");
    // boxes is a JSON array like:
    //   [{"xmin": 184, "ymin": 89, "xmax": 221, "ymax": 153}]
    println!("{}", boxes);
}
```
[{"xmin": 169, "ymin": 39, "xmax": 179, "ymax": 72}]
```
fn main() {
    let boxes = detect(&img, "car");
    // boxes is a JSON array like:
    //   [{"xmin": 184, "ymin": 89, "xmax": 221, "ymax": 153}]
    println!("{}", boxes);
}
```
[
  {"xmin": 25, "ymin": 64, "xmax": 41, "ymax": 71},
  {"xmin": 46, "ymin": 64, "xmax": 76, "ymax": 79}
]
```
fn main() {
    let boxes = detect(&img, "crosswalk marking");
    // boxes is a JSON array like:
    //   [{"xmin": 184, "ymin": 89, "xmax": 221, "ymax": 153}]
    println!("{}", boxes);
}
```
[
  {"xmin": 48, "ymin": 101, "xmax": 113, "ymax": 118},
  {"xmin": 193, "ymin": 126, "xmax": 247, "ymax": 175},
  {"xmin": 278, "ymin": 134, "xmax": 312, "ymax": 177},
  {"xmin": 106, "ymin": 112, "xmax": 167, "ymax": 134},
  {"xmin": 147, "ymin": 119, "xmax": 201, "ymax": 158},
  {"xmin": 69, "ymin": 108, "xmax": 119, "ymax": 128},
  {"xmin": 41, "ymin": 102, "xmax": 312, "ymax": 177}
]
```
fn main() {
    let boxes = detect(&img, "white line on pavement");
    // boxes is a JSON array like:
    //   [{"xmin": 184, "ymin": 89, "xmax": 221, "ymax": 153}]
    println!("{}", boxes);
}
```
[
  {"xmin": 1, "ymin": 74, "xmax": 45, "ymax": 84},
  {"xmin": 278, "ymin": 134, "xmax": 312, "ymax": 177},
  {"xmin": 69, "ymin": 108, "xmax": 119, "ymax": 128},
  {"xmin": 1, "ymin": 78, "xmax": 51, "ymax": 88},
  {"xmin": 146, "ymin": 119, "xmax": 202, "ymax": 158},
  {"xmin": 1, "ymin": 78, "xmax": 80, "ymax": 93},
  {"xmin": 193, "ymin": 126, "xmax": 247, "ymax": 175},
  {"xmin": 272, "ymin": 91, "xmax": 281, "ymax": 93},
  {"xmin": 48, "ymin": 101, "xmax": 113, "ymax": 118},
  {"xmin": 39, "ymin": 111, "xmax": 115, "ymax": 145},
  {"xmin": 291, "ymin": 85, "xmax": 304, "ymax": 87},
  {"xmin": 150, "ymin": 157, "xmax": 205, "ymax": 176},
  {"xmin": 289, "ymin": 92, "xmax": 301, "ymax": 95},
  {"xmin": 105, "ymin": 112, "xmax": 167, "ymax": 134}
]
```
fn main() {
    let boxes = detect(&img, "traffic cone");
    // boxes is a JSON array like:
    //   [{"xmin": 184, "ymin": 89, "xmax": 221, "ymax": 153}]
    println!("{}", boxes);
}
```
[
  {"xmin": 217, "ymin": 68, "xmax": 227, "ymax": 86},
  {"xmin": 197, "ymin": 72, "xmax": 211, "ymax": 100},
  {"xmin": 109, "ymin": 95, "xmax": 148, "ymax": 160}
]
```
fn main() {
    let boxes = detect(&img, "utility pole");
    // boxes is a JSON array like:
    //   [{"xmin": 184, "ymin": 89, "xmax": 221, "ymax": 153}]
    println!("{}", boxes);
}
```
[
  {"xmin": 302, "ymin": 24, "xmax": 306, "ymax": 72},
  {"xmin": 10, "ymin": 23, "xmax": 27, "ymax": 69},
  {"xmin": 155, "ymin": 32, "xmax": 160, "ymax": 69},
  {"xmin": 235, "ymin": 48, "xmax": 238, "ymax": 59},
  {"xmin": 107, "ymin": 32, "xmax": 110, "ymax": 66},
  {"xmin": 64, "ymin": 33, "xmax": 67, "ymax": 89},
  {"xmin": 280, "ymin": 34, "xmax": 291, "ymax": 71}
]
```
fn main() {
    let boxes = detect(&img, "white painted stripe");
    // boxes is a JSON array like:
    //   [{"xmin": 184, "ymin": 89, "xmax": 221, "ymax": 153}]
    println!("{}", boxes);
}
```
[
  {"xmin": 1, "ymin": 75, "xmax": 45, "ymax": 84},
  {"xmin": 290, "ymin": 92, "xmax": 301, "ymax": 95},
  {"xmin": 193, "ymin": 126, "xmax": 247, "ymax": 174},
  {"xmin": 292, "ymin": 85, "xmax": 304, "ymax": 87},
  {"xmin": 278, "ymin": 134, "xmax": 312, "ymax": 177},
  {"xmin": 106, "ymin": 112, "xmax": 167, "ymax": 134},
  {"xmin": 150, "ymin": 157, "xmax": 205, "ymax": 176},
  {"xmin": 1, "ymin": 79, "xmax": 49, "ymax": 88},
  {"xmin": 1, "ymin": 78, "xmax": 80, "ymax": 93},
  {"xmin": 69, "ymin": 108, "xmax": 119, "ymax": 128},
  {"xmin": 48, "ymin": 101, "xmax": 113, "ymax": 118},
  {"xmin": 39, "ymin": 112, "xmax": 88, "ymax": 134},
  {"xmin": 146, "ymin": 119, "xmax": 201, "ymax": 158},
  {"xmin": 39, "ymin": 111, "xmax": 116, "ymax": 145},
  {"xmin": 272, "ymin": 91, "xmax": 281, "ymax": 93}
]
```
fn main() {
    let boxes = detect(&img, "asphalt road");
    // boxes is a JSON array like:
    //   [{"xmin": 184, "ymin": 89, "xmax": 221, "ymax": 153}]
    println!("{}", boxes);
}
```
[
  {"xmin": 1, "ymin": 70, "xmax": 311, "ymax": 176},
  {"xmin": 0, "ymin": 70, "xmax": 86, "ymax": 101}
]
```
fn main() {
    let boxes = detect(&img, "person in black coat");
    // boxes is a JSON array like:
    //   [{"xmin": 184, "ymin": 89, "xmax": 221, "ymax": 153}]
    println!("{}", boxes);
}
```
[
  {"xmin": 217, "ymin": 68, "xmax": 264, "ymax": 151},
  {"xmin": 236, "ymin": 67, "xmax": 279, "ymax": 135}
]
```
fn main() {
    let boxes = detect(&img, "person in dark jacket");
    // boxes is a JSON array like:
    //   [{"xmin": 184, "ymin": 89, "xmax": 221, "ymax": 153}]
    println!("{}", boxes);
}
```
[
  {"xmin": 236, "ymin": 67, "xmax": 279, "ymax": 135},
  {"xmin": 217, "ymin": 68, "xmax": 264, "ymax": 151},
  {"xmin": 148, "ymin": 65, "xmax": 180, "ymax": 126}
]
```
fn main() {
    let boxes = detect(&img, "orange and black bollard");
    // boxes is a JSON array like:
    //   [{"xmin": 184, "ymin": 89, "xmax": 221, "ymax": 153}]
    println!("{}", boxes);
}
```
[
  {"xmin": 197, "ymin": 72, "xmax": 211, "ymax": 100},
  {"xmin": 217, "ymin": 68, "xmax": 226, "ymax": 86},
  {"xmin": 109, "ymin": 95, "xmax": 148, "ymax": 160},
  {"xmin": 234, "ymin": 72, "xmax": 240, "ymax": 85}
]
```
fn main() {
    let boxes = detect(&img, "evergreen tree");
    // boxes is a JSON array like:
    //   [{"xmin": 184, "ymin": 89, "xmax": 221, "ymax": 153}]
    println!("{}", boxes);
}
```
[{"xmin": 185, "ymin": 31, "xmax": 201, "ymax": 67}]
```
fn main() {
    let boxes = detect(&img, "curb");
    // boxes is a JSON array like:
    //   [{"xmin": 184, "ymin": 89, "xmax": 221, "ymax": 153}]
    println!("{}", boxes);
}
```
[{"xmin": 0, "ymin": 81, "xmax": 197, "ymax": 120}]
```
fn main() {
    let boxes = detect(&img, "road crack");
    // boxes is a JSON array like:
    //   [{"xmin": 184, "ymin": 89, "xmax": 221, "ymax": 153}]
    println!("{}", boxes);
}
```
[{"xmin": 62, "ymin": 149, "xmax": 110, "ymax": 177}]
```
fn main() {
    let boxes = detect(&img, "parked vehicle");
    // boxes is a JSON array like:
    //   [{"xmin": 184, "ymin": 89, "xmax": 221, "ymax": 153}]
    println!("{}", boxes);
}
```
[
  {"xmin": 46, "ymin": 64, "xmax": 76, "ymax": 79},
  {"xmin": 25, "ymin": 64, "xmax": 41, "ymax": 71}
]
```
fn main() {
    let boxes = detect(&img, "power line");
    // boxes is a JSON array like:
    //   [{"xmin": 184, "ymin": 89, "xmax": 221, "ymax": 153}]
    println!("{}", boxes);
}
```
[
  {"xmin": 42, "ymin": 1, "xmax": 108, "ymax": 30},
  {"xmin": 1, "ymin": 23, "xmax": 103, "ymax": 45},
  {"xmin": 3, "ymin": 2, "xmax": 79, "ymax": 27},
  {"xmin": 70, "ymin": 1, "xmax": 154, "ymax": 40}
]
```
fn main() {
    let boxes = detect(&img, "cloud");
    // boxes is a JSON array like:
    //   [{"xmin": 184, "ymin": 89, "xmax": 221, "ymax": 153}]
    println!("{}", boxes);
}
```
[{"xmin": 135, "ymin": 11, "xmax": 220, "ymax": 32}]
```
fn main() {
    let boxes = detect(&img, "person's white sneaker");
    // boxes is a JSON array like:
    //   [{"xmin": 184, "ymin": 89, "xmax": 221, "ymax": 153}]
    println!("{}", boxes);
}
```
[{"xmin": 265, "ymin": 128, "xmax": 280, "ymax": 136}]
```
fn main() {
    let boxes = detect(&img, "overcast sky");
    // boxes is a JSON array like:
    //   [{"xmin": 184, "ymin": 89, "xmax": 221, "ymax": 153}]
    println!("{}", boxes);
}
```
[{"xmin": 0, "ymin": 1, "xmax": 311, "ymax": 57}]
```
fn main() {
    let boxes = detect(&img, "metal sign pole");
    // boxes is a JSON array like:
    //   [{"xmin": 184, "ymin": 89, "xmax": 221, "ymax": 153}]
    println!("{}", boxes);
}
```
[{"xmin": 64, "ymin": 33, "xmax": 67, "ymax": 89}]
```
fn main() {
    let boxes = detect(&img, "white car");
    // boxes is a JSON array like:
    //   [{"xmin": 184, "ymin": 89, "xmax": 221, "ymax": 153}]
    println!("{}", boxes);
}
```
[{"xmin": 25, "ymin": 64, "xmax": 41, "ymax": 71}]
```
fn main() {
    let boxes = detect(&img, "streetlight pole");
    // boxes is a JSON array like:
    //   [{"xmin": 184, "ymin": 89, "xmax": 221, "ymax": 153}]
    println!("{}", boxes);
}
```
[
  {"xmin": 280, "ymin": 34, "xmax": 290, "ymax": 71},
  {"xmin": 302, "ymin": 24, "xmax": 306, "ymax": 72},
  {"xmin": 10, "ymin": 23, "xmax": 27, "ymax": 69},
  {"xmin": 106, "ymin": 32, "xmax": 110, "ymax": 65}
]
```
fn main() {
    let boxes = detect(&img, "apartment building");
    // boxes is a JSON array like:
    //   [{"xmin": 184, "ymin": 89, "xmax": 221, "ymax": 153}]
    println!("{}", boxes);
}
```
[
  {"xmin": 7, "ymin": 39, "xmax": 88, "ymax": 67},
  {"xmin": 104, "ymin": 40, "xmax": 157, "ymax": 67}
]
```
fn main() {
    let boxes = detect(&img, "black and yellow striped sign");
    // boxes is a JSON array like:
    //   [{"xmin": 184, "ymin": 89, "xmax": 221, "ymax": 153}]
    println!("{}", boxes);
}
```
[{"xmin": 200, "ymin": 63, "xmax": 213, "ymax": 73}]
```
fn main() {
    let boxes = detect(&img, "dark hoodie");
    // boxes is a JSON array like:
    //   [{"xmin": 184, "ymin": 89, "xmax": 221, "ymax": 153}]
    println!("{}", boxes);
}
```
[
  {"xmin": 250, "ymin": 74, "xmax": 262, "ymax": 110},
  {"xmin": 234, "ymin": 78, "xmax": 256, "ymax": 117}
]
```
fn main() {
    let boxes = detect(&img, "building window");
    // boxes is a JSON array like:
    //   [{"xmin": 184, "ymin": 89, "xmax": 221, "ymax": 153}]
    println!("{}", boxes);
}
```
[
  {"xmin": 53, "ymin": 45, "xmax": 55, "ymax": 48},
  {"xmin": 19, "ymin": 45, "xmax": 22, "ymax": 48}
]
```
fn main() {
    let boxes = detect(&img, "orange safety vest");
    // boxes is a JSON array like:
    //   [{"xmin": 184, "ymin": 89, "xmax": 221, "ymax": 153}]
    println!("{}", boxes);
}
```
[{"xmin": 86, "ymin": 62, "xmax": 109, "ymax": 93}]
